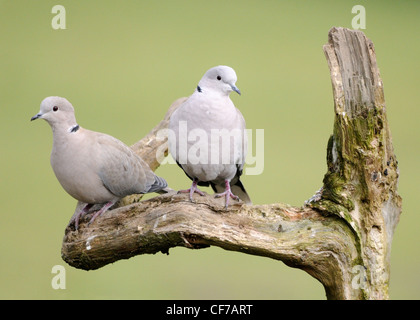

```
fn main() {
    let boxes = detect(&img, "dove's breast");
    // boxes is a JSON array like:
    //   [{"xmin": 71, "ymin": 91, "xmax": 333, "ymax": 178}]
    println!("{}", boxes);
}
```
[
  {"xmin": 50, "ymin": 128, "xmax": 116, "ymax": 204},
  {"xmin": 169, "ymin": 94, "xmax": 246, "ymax": 183}
]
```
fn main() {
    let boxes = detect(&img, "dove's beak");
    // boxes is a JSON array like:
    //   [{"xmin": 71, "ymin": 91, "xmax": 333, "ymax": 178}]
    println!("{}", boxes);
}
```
[
  {"xmin": 231, "ymin": 85, "xmax": 241, "ymax": 95},
  {"xmin": 31, "ymin": 112, "xmax": 42, "ymax": 121}
]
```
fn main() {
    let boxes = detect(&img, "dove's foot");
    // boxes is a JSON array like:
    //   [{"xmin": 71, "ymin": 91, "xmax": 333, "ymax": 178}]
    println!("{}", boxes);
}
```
[
  {"xmin": 87, "ymin": 200, "xmax": 117, "ymax": 227},
  {"xmin": 70, "ymin": 203, "xmax": 94, "ymax": 231},
  {"xmin": 214, "ymin": 180, "xmax": 240, "ymax": 209},
  {"xmin": 178, "ymin": 179, "xmax": 205, "ymax": 201}
]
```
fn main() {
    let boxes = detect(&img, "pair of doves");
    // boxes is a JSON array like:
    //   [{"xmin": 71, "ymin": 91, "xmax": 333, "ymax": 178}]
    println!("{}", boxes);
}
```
[{"xmin": 31, "ymin": 66, "xmax": 251, "ymax": 230}]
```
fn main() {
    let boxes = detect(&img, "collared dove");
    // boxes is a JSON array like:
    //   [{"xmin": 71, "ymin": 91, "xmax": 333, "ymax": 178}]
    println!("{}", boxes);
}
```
[
  {"xmin": 169, "ymin": 65, "xmax": 251, "ymax": 208},
  {"xmin": 31, "ymin": 96, "xmax": 168, "ymax": 229}
]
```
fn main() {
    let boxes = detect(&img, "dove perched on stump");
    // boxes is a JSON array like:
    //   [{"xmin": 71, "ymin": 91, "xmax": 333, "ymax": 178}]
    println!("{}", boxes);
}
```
[
  {"xmin": 31, "ymin": 96, "xmax": 168, "ymax": 229},
  {"xmin": 169, "ymin": 65, "xmax": 251, "ymax": 208}
]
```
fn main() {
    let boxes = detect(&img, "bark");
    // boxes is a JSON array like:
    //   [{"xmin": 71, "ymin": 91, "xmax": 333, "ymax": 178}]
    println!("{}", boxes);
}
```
[{"xmin": 61, "ymin": 27, "xmax": 401, "ymax": 300}]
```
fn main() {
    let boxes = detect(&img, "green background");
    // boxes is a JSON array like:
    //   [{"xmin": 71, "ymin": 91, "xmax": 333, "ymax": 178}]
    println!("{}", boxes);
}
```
[{"xmin": 1, "ymin": 0, "xmax": 418, "ymax": 299}]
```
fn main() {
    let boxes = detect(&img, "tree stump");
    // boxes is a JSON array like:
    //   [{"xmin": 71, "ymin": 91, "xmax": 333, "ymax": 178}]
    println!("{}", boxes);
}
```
[{"xmin": 61, "ymin": 27, "xmax": 402, "ymax": 300}]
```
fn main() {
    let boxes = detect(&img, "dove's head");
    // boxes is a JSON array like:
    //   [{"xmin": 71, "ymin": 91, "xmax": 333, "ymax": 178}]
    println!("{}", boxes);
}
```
[
  {"xmin": 31, "ymin": 96, "xmax": 78, "ymax": 130},
  {"xmin": 198, "ymin": 65, "xmax": 241, "ymax": 96}
]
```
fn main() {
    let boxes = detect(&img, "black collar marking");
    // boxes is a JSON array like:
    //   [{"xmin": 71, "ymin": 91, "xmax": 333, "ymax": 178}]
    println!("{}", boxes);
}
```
[
  {"xmin": 197, "ymin": 85, "xmax": 202, "ymax": 93},
  {"xmin": 70, "ymin": 124, "xmax": 80, "ymax": 133}
]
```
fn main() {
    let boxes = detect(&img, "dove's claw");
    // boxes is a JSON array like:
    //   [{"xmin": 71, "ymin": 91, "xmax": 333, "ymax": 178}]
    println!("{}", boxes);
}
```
[
  {"xmin": 178, "ymin": 178, "xmax": 205, "ymax": 201},
  {"xmin": 214, "ymin": 180, "xmax": 239, "ymax": 208}
]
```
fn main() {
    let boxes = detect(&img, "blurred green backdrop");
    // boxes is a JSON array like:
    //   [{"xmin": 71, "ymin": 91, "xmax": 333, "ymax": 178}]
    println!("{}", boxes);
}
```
[{"xmin": 1, "ymin": 0, "xmax": 419, "ymax": 299}]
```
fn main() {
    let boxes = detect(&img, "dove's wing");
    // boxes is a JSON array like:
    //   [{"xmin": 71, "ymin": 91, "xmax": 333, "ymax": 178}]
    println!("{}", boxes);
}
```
[{"xmin": 95, "ymin": 132, "xmax": 167, "ymax": 197}]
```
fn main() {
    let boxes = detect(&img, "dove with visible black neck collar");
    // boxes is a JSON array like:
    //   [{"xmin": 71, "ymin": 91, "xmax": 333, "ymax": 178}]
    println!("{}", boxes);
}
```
[
  {"xmin": 31, "ymin": 96, "xmax": 167, "ymax": 229},
  {"xmin": 169, "ymin": 66, "xmax": 251, "ymax": 208}
]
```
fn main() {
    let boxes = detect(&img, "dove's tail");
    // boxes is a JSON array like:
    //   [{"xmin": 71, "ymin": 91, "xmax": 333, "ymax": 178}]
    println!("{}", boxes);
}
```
[
  {"xmin": 231, "ymin": 179, "xmax": 252, "ymax": 205},
  {"xmin": 156, "ymin": 186, "xmax": 176, "ymax": 194},
  {"xmin": 148, "ymin": 175, "xmax": 169, "ymax": 193},
  {"xmin": 211, "ymin": 179, "xmax": 252, "ymax": 205}
]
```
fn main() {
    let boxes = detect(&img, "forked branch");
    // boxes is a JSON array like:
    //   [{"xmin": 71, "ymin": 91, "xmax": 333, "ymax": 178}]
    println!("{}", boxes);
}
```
[{"xmin": 61, "ymin": 27, "xmax": 401, "ymax": 300}]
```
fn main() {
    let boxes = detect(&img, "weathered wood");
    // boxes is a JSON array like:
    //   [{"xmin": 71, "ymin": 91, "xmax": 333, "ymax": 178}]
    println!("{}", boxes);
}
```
[
  {"xmin": 62, "ymin": 193, "xmax": 360, "ymax": 300},
  {"xmin": 310, "ymin": 27, "xmax": 402, "ymax": 299},
  {"xmin": 61, "ymin": 27, "xmax": 401, "ymax": 300}
]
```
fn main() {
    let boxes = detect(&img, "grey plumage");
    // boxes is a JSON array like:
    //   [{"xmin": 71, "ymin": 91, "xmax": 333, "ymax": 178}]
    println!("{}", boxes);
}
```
[
  {"xmin": 31, "ymin": 96, "xmax": 167, "ymax": 229},
  {"xmin": 169, "ymin": 65, "xmax": 251, "ymax": 207}
]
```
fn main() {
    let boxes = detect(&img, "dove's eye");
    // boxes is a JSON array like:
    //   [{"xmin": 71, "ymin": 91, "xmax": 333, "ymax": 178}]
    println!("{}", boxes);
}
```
[
  {"xmin": 217, "ymin": 76, "xmax": 221, "ymax": 81},
  {"xmin": 53, "ymin": 106, "xmax": 58, "ymax": 112}
]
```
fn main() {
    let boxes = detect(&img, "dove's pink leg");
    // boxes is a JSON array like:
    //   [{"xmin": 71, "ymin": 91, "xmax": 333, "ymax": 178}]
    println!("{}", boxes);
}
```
[
  {"xmin": 86, "ymin": 200, "xmax": 117, "ymax": 226},
  {"xmin": 215, "ymin": 180, "xmax": 240, "ymax": 209},
  {"xmin": 178, "ymin": 178, "xmax": 205, "ymax": 201},
  {"xmin": 71, "ymin": 203, "xmax": 94, "ymax": 231}
]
